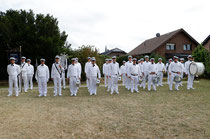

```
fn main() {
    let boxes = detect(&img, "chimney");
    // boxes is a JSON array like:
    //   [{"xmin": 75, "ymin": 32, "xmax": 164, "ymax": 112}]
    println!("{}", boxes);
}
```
[{"xmin": 156, "ymin": 33, "xmax": 160, "ymax": 37}]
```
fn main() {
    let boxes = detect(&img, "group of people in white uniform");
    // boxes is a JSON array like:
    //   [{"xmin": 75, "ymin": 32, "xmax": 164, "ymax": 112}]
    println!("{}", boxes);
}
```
[
  {"xmin": 7, "ymin": 54, "xmax": 195, "ymax": 97},
  {"xmin": 103, "ymin": 55, "xmax": 195, "ymax": 93}
]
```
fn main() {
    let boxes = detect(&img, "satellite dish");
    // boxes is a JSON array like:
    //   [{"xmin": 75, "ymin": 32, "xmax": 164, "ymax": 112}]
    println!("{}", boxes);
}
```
[{"xmin": 156, "ymin": 33, "xmax": 160, "ymax": 37}]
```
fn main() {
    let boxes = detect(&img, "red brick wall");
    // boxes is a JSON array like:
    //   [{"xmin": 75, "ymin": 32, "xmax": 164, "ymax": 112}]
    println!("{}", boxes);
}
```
[{"xmin": 154, "ymin": 32, "xmax": 197, "ymax": 57}]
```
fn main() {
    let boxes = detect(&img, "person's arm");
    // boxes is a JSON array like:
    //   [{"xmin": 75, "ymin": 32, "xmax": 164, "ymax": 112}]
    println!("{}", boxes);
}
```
[
  {"xmin": 51, "ymin": 64, "xmax": 54, "ymax": 79},
  {"xmin": 67, "ymin": 66, "xmax": 70, "ymax": 78},
  {"xmin": 46, "ymin": 66, "xmax": 50, "ymax": 82},
  {"xmin": 97, "ymin": 66, "xmax": 101, "ymax": 79},
  {"xmin": 77, "ymin": 66, "xmax": 81, "ymax": 79},
  {"xmin": 35, "ymin": 67, "xmax": 38, "ymax": 81},
  {"xmin": 32, "ymin": 66, "xmax": 34, "ymax": 75},
  {"xmin": 7, "ymin": 65, "xmax": 9, "ymax": 75}
]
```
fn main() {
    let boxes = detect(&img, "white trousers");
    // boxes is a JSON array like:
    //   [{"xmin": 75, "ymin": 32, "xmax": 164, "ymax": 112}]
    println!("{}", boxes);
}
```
[
  {"xmin": 107, "ymin": 76, "xmax": 112, "ymax": 91},
  {"xmin": 27, "ymin": 74, "xmax": 33, "ymax": 90},
  {"xmin": 131, "ymin": 75, "xmax": 139, "ymax": 92},
  {"xmin": 148, "ymin": 74, "xmax": 156, "ymax": 91},
  {"xmin": 86, "ymin": 77, "xmax": 90, "ymax": 91},
  {"xmin": 62, "ymin": 72, "xmax": 66, "ymax": 89},
  {"xmin": 89, "ymin": 76, "xmax": 97, "ymax": 95},
  {"xmin": 53, "ymin": 75, "xmax": 62, "ymax": 95},
  {"xmin": 142, "ymin": 71, "xmax": 149, "ymax": 88},
  {"xmin": 167, "ymin": 72, "xmax": 171, "ymax": 84},
  {"xmin": 169, "ymin": 73, "xmax": 180, "ymax": 90},
  {"xmin": 122, "ymin": 74, "xmax": 126, "ymax": 86},
  {"xmin": 38, "ymin": 77, "xmax": 47, "ymax": 96},
  {"xmin": 104, "ymin": 74, "xmax": 108, "ymax": 87},
  {"xmin": 19, "ymin": 75, "xmax": 28, "ymax": 92},
  {"xmin": 111, "ymin": 75, "xmax": 118, "ymax": 94},
  {"xmin": 126, "ymin": 76, "xmax": 132, "ymax": 89},
  {"xmin": 8, "ymin": 75, "xmax": 19, "ymax": 96},
  {"xmin": 157, "ymin": 72, "xmax": 163, "ymax": 86},
  {"xmin": 69, "ymin": 76, "xmax": 77, "ymax": 95},
  {"xmin": 187, "ymin": 74, "xmax": 194, "ymax": 89},
  {"xmin": 179, "ymin": 72, "xmax": 184, "ymax": 86}
]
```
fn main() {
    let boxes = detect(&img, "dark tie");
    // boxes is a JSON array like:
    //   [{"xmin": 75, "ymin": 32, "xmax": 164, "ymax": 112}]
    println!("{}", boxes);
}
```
[
  {"xmin": 41, "ymin": 64, "xmax": 44, "ymax": 66},
  {"xmin": 11, "ymin": 64, "xmax": 14, "ymax": 66}
]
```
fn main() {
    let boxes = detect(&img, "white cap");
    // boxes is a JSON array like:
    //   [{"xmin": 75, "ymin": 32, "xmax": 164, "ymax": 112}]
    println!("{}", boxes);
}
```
[
  {"xmin": 55, "ymin": 55, "xmax": 60, "ymax": 59},
  {"xmin": 10, "ymin": 57, "xmax": 15, "ymax": 60},
  {"xmin": 21, "ymin": 56, "xmax": 26, "ymax": 59},
  {"xmin": 40, "ymin": 58, "xmax": 45, "ymax": 62}
]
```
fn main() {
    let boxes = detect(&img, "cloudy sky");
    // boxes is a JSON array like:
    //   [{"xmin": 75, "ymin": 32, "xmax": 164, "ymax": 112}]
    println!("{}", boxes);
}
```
[{"xmin": 0, "ymin": 0, "xmax": 209, "ymax": 53}]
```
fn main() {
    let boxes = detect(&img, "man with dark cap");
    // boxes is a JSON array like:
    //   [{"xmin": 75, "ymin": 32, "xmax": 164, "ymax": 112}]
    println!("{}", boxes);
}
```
[
  {"xmin": 185, "ymin": 55, "xmax": 195, "ymax": 90},
  {"xmin": 142, "ymin": 55, "xmax": 150, "ymax": 89},
  {"xmin": 166, "ymin": 58, "xmax": 173, "ymax": 84},
  {"xmin": 19, "ymin": 56, "xmax": 29, "ymax": 93},
  {"xmin": 67, "ymin": 58, "xmax": 80, "ymax": 96},
  {"xmin": 51, "ymin": 56, "xmax": 64, "ymax": 96},
  {"xmin": 156, "ymin": 58, "xmax": 166, "ymax": 86},
  {"xmin": 86, "ymin": 57, "xmax": 101, "ymax": 95},
  {"xmin": 103, "ymin": 59, "xmax": 109, "ymax": 88},
  {"xmin": 168, "ymin": 56, "xmax": 182, "ymax": 91},
  {"xmin": 35, "ymin": 59, "xmax": 50, "ymax": 97},
  {"xmin": 7, "ymin": 57, "xmax": 20, "ymax": 96},
  {"xmin": 125, "ymin": 55, "xmax": 133, "ymax": 90},
  {"xmin": 148, "ymin": 58, "xmax": 157, "ymax": 91},
  {"xmin": 85, "ymin": 57, "xmax": 92, "ymax": 92},
  {"xmin": 26, "ymin": 59, "xmax": 34, "ymax": 90},
  {"xmin": 109, "ymin": 56, "xmax": 120, "ymax": 94},
  {"xmin": 127, "ymin": 58, "xmax": 142, "ymax": 93},
  {"xmin": 119, "ymin": 61, "xmax": 126, "ymax": 86}
]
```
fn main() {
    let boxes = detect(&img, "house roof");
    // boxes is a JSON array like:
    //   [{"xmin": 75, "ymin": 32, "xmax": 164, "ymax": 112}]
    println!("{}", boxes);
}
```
[
  {"xmin": 202, "ymin": 35, "xmax": 210, "ymax": 46},
  {"xmin": 101, "ymin": 48, "xmax": 127, "ymax": 55},
  {"xmin": 129, "ymin": 28, "xmax": 199, "ymax": 55}
]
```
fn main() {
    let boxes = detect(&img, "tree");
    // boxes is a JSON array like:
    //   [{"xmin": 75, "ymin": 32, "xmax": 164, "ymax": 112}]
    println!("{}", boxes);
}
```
[
  {"xmin": 192, "ymin": 45, "xmax": 210, "ymax": 77},
  {"xmin": 0, "ymin": 9, "xmax": 68, "ymax": 79}
]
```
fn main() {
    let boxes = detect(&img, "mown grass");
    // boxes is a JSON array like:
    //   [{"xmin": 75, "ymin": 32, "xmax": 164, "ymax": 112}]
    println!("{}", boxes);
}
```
[{"xmin": 0, "ymin": 79, "xmax": 209, "ymax": 139}]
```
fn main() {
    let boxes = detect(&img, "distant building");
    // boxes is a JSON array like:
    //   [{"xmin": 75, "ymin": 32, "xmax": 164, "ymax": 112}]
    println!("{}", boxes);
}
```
[
  {"xmin": 101, "ymin": 47, "xmax": 127, "ymax": 57},
  {"xmin": 129, "ymin": 28, "xmax": 199, "ymax": 59},
  {"xmin": 202, "ymin": 35, "xmax": 210, "ymax": 51}
]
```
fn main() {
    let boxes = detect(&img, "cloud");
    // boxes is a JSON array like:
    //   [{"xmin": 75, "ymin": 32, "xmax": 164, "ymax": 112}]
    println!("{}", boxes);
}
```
[{"xmin": 0, "ymin": 0, "xmax": 209, "ymax": 53}]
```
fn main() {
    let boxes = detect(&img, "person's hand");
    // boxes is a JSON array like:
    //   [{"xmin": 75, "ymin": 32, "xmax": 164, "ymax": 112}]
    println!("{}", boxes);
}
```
[
  {"xmin": 142, "ymin": 72, "xmax": 144, "ymax": 76},
  {"xmin": 178, "ymin": 72, "xmax": 180, "ymax": 74},
  {"xmin": 169, "ymin": 72, "xmax": 171, "ymax": 75},
  {"xmin": 51, "ymin": 78, "xmax": 53, "ymax": 80},
  {"xmin": 59, "ymin": 65, "xmax": 62, "ymax": 68}
]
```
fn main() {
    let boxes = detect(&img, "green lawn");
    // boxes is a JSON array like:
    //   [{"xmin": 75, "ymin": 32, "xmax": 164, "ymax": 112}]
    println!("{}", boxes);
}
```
[{"xmin": 0, "ymin": 79, "xmax": 209, "ymax": 138}]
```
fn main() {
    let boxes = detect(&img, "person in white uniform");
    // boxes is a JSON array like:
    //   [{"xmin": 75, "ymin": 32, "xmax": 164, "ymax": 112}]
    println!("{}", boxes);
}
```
[
  {"xmin": 67, "ymin": 58, "xmax": 80, "ymax": 96},
  {"xmin": 185, "ymin": 55, "xmax": 195, "ymax": 90},
  {"xmin": 7, "ymin": 57, "xmax": 21, "ymax": 96},
  {"xmin": 19, "ymin": 56, "xmax": 28, "ymax": 93},
  {"xmin": 107, "ymin": 59, "xmax": 112, "ymax": 92},
  {"xmin": 156, "ymin": 58, "xmax": 166, "ymax": 87},
  {"xmin": 138, "ymin": 58, "xmax": 144, "ymax": 88},
  {"xmin": 102, "ymin": 59, "xmax": 109, "ymax": 88},
  {"xmin": 26, "ymin": 59, "xmax": 34, "ymax": 90},
  {"xmin": 128, "ymin": 58, "xmax": 142, "ymax": 93},
  {"xmin": 148, "ymin": 58, "xmax": 158, "ymax": 91},
  {"xmin": 125, "ymin": 55, "xmax": 133, "ymax": 90},
  {"xmin": 51, "ymin": 56, "xmax": 64, "ymax": 96},
  {"xmin": 179, "ymin": 58, "xmax": 185, "ymax": 86},
  {"xmin": 168, "ymin": 56, "xmax": 182, "ymax": 91},
  {"xmin": 109, "ymin": 56, "xmax": 120, "ymax": 94},
  {"xmin": 85, "ymin": 57, "xmax": 92, "ymax": 92},
  {"xmin": 142, "ymin": 55, "xmax": 151, "ymax": 89},
  {"xmin": 119, "ymin": 61, "xmax": 126, "ymax": 86},
  {"xmin": 86, "ymin": 57, "xmax": 101, "ymax": 95},
  {"xmin": 35, "ymin": 59, "xmax": 50, "ymax": 97},
  {"xmin": 166, "ymin": 59, "xmax": 173, "ymax": 85}
]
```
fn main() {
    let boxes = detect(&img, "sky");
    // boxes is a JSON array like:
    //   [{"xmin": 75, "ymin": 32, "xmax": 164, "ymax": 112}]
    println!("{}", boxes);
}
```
[{"xmin": 0, "ymin": 0, "xmax": 209, "ymax": 53}]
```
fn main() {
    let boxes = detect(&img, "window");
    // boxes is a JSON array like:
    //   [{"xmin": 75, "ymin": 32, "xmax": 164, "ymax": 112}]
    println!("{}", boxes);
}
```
[
  {"xmin": 166, "ymin": 43, "xmax": 175, "ymax": 50},
  {"xmin": 183, "ymin": 44, "xmax": 191, "ymax": 51}
]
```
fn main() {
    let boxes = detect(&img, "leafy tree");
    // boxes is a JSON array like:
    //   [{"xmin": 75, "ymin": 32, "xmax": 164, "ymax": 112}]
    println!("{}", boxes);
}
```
[
  {"xmin": 0, "ymin": 9, "xmax": 68, "ymax": 79},
  {"xmin": 192, "ymin": 45, "xmax": 210, "ymax": 77}
]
